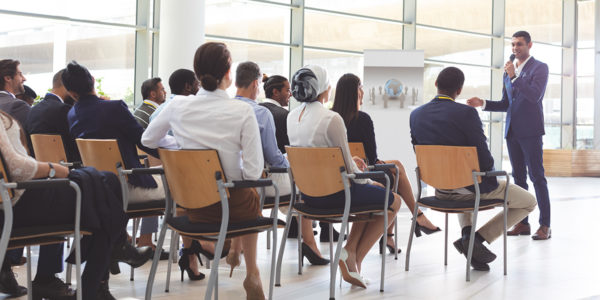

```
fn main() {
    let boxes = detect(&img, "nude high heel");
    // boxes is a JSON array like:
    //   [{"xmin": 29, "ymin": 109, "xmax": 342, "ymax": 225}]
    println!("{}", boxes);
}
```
[
  {"xmin": 243, "ymin": 276, "xmax": 265, "ymax": 300},
  {"xmin": 226, "ymin": 251, "xmax": 241, "ymax": 277}
]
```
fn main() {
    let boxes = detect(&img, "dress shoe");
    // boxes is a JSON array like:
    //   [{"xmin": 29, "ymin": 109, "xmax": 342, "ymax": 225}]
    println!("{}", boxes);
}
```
[
  {"xmin": 532, "ymin": 225, "xmax": 551, "ymax": 240},
  {"xmin": 507, "ymin": 223, "xmax": 531, "ymax": 236},
  {"xmin": 453, "ymin": 237, "xmax": 496, "ymax": 264},
  {"xmin": 152, "ymin": 248, "xmax": 170, "ymax": 261},
  {"xmin": 338, "ymin": 248, "xmax": 366, "ymax": 288},
  {"xmin": 97, "ymin": 281, "xmax": 116, "ymax": 300},
  {"xmin": 32, "ymin": 276, "xmax": 75, "ymax": 299},
  {"xmin": 111, "ymin": 241, "xmax": 153, "ymax": 269},
  {"xmin": 301, "ymin": 242, "xmax": 330, "ymax": 265},
  {"xmin": 0, "ymin": 268, "xmax": 27, "ymax": 297}
]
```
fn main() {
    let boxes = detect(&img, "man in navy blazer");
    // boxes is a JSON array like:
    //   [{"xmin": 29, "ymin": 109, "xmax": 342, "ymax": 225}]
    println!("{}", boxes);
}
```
[
  {"xmin": 468, "ymin": 31, "xmax": 551, "ymax": 240},
  {"xmin": 411, "ymin": 67, "xmax": 536, "ymax": 271}
]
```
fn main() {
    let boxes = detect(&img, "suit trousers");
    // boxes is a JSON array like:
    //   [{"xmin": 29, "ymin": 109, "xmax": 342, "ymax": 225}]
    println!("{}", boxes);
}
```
[
  {"xmin": 435, "ymin": 180, "xmax": 537, "ymax": 243},
  {"xmin": 506, "ymin": 134, "xmax": 551, "ymax": 227}
]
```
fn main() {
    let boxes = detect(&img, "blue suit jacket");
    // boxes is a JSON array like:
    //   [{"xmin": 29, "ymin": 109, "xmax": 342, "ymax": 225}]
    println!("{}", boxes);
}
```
[
  {"xmin": 484, "ymin": 57, "xmax": 549, "ymax": 138},
  {"xmin": 410, "ymin": 96, "xmax": 498, "ymax": 194},
  {"xmin": 68, "ymin": 94, "xmax": 158, "ymax": 188}
]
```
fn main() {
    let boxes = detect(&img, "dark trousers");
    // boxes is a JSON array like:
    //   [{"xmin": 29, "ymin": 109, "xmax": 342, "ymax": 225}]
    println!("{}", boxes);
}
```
[{"xmin": 506, "ymin": 134, "xmax": 551, "ymax": 227}]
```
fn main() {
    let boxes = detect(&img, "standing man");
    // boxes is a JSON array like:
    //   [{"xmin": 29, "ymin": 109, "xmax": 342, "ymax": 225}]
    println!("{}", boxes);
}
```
[
  {"xmin": 0, "ymin": 59, "xmax": 30, "ymax": 126},
  {"xmin": 467, "ymin": 31, "xmax": 551, "ymax": 240},
  {"xmin": 133, "ymin": 77, "xmax": 166, "ymax": 129}
]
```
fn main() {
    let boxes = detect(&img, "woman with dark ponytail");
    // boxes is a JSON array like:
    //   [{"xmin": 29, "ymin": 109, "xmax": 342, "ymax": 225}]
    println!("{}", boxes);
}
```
[{"xmin": 142, "ymin": 42, "xmax": 267, "ymax": 299}]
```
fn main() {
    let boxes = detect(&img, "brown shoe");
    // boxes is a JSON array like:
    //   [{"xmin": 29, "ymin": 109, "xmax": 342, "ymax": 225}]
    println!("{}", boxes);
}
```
[
  {"xmin": 532, "ymin": 226, "xmax": 551, "ymax": 240},
  {"xmin": 507, "ymin": 223, "xmax": 531, "ymax": 236}
]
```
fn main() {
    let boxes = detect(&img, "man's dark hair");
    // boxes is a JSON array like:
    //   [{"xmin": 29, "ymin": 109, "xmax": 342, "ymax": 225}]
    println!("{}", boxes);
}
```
[
  {"xmin": 141, "ymin": 77, "xmax": 162, "ymax": 99},
  {"xmin": 435, "ymin": 67, "xmax": 465, "ymax": 96},
  {"xmin": 169, "ymin": 69, "xmax": 196, "ymax": 95},
  {"xmin": 52, "ymin": 69, "xmax": 65, "ymax": 89},
  {"xmin": 235, "ymin": 61, "xmax": 261, "ymax": 89},
  {"xmin": 263, "ymin": 74, "xmax": 288, "ymax": 98},
  {"xmin": 62, "ymin": 61, "xmax": 94, "ymax": 96},
  {"xmin": 21, "ymin": 85, "xmax": 37, "ymax": 99},
  {"xmin": 512, "ymin": 31, "xmax": 531, "ymax": 44},
  {"xmin": 0, "ymin": 59, "xmax": 20, "ymax": 90}
]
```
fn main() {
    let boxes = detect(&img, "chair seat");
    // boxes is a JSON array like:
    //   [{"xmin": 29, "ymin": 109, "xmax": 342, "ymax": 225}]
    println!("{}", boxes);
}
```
[
  {"xmin": 418, "ymin": 196, "xmax": 505, "ymax": 212},
  {"xmin": 293, "ymin": 202, "xmax": 387, "ymax": 220},
  {"xmin": 4, "ymin": 224, "xmax": 93, "ymax": 249},
  {"xmin": 263, "ymin": 194, "xmax": 291, "ymax": 209},
  {"xmin": 167, "ymin": 216, "xmax": 286, "ymax": 239},
  {"xmin": 126, "ymin": 199, "xmax": 165, "ymax": 218}
]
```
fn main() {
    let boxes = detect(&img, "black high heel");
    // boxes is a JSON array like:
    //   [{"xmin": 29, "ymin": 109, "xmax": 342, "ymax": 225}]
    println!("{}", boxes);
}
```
[
  {"xmin": 191, "ymin": 240, "xmax": 229, "ymax": 261},
  {"xmin": 379, "ymin": 233, "xmax": 400, "ymax": 254},
  {"xmin": 301, "ymin": 243, "xmax": 330, "ymax": 265},
  {"xmin": 178, "ymin": 247, "xmax": 206, "ymax": 281},
  {"xmin": 414, "ymin": 212, "xmax": 441, "ymax": 237}
]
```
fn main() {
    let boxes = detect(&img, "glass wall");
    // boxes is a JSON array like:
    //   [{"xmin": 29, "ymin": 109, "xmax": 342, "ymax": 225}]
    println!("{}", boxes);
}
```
[{"xmin": 576, "ymin": 0, "xmax": 595, "ymax": 149}]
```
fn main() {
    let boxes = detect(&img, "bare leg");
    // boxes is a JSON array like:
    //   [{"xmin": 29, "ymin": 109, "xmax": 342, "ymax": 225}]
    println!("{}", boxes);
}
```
[
  {"xmin": 343, "ymin": 222, "xmax": 368, "ymax": 273},
  {"xmin": 301, "ymin": 216, "xmax": 324, "ymax": 257},
  {"xmin": 240, "ymin": 233, "xmax": 265, "ymax": 300}
]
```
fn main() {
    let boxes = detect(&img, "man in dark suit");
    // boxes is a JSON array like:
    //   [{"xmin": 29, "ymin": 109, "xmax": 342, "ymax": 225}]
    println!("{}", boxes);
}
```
[
  {"xmin": 26, "ymin": 69, "xmax": 80, "ymax": 162},
  {"xmin": 259, "ymin": 74, "xmax": 291, "ymax": 154},
  {"xmin": 467, "ymin": 31, "xmax": 551, "ymax": 240},
  {"xmin": 0, "ymin": 59, "xmax": 30, "ymax": 126},
  {"xmin": 410, "ymin": 66, "xmax": 536, "ymax": 271}
]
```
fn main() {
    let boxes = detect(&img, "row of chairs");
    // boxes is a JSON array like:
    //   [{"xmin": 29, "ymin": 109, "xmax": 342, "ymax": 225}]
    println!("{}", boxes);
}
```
[{"xmin": 6, "ymin": 134, "xmax": 510, "ymax": 299}]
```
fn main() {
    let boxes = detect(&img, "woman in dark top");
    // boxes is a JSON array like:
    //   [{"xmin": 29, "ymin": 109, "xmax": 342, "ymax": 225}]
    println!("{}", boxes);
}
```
[{"xmin": 332, "ymin": 73, "xmax": 441, "ymax": 253}]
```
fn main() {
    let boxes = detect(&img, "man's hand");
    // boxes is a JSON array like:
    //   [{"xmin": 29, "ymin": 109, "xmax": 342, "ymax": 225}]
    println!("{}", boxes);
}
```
[
  {"xmin": 466, "ymin": 97, "xmax": 484, "ymax": 107},
  {"xmin": 505, "ymin": 61, "xmax": 516, "ymax": 79},
  {"xmin": 353, "ymin": 156, "xmax": 367, "ymax": 171}
]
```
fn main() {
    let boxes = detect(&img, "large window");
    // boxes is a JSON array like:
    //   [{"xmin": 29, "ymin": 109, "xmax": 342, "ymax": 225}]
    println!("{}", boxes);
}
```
[{"xmin": 576, "ymin": 0, "xmax": 595, "ymax": 149}]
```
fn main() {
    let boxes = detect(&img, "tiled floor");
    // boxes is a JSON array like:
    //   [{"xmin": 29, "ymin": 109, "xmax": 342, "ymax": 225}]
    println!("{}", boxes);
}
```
[{"xmin": 4, "ymin": 177, "xmax": 600, "ymax": 299}]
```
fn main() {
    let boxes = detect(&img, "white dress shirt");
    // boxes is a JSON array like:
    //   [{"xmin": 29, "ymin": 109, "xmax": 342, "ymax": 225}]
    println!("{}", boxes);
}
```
[
  {"xmin": 287, "ymin": 101, "xmax": 368, "ymax": 184},
  {"xmin": 141, "ymin": 88, "xmax": 264, "ymax": 181}
]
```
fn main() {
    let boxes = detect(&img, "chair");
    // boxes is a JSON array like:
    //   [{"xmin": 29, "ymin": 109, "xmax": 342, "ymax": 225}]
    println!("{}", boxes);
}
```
[
  {"xmin": 259, "ymin": 167, "xmax": 291, "ymax": 251},
  {"xmin": 30, "ymin": 134, "xmax": 81, "ymax": 168},
  {"xmin": 75, "ymin": 138, "xmax": 165, "ymax": 280},
  {"xmin": 144, "ymin": 149, "xmax": 283, "ymax": 300},
  {"xmin": 277, "ymin": 146, "xmax": 391, "ymax": 299},
  {"xmin": 0, "ymin": 153, "xmax": 87, "ymax": 300},
  {"xmin": 348, "ymin": 142, "xmax": 400, "ymax": 259},
  {"xmin": 404, "ymin": 145, "xmax": 509, "ymax": 281}
]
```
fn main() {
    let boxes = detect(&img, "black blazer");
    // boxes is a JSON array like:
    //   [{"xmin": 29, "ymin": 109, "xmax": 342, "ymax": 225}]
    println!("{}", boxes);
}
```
[
  {"xmin": 26, "ymin": 93, "xmax": 80, "ymax": 162},
  {"xmin": 410, "ymin": 96, "xmax": 498, "ymax": 194},
  {"xmin": 259, "ymin": 102, "xmax": 290, "ymax": 154},
  {"xmin": 68, "ymin": 94, "xmax": 158, "ymax": 189}
]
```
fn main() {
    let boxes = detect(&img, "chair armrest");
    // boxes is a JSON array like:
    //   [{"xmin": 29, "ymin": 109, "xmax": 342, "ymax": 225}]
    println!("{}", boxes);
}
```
[
  {"xmin": 370, "ymin": 163, "xmax": 395, "ymax": 171},
  {"xmin": 265, "ymin": 167, "xmax": 288, "ymax": 174},
  {"xmin": 138, "ymin": 154, "xmax": 148, "ymax": 160},
  {"xmin": 230, "ymin": 179, "xmax": 273, "ymax": 188},
  {"xmin": 354, "ymin": 171, "xmax": 386, "ymax": 180},
  {"xmin": 128, "ymin": 168, "xmax": 164, "ymax": 175},
  {"xmin": 60, "ymin": 160, "xmax": 83, "ymax": 168},
  {"xmin": 11, "ymin": 178, "xmax": 71, "ymax": 189},
  {"xmin": 483, "ymin": 171, "xmax": 508, "ymax": 177}
]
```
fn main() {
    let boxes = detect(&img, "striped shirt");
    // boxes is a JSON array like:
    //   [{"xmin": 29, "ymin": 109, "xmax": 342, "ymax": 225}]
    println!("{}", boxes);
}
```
[{"xmin": 133, "ymin": 100, "xmax": 158, "ymax": 129}]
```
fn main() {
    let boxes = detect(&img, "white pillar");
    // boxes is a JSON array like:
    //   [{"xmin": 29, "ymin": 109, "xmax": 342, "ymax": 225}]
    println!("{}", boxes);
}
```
[
  {"xmin": 157, "ymin": 0, "xmax": 205, "ymax": 95},
  {"xmin": 594, "ymin": 0, "xmax": 600, "ymax": 149}
]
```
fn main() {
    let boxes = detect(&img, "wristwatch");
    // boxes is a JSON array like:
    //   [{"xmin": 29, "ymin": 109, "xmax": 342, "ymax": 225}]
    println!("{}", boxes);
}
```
[{"xmin": 48, "ymin": 163, "xmax": 56, "ymax": 178}]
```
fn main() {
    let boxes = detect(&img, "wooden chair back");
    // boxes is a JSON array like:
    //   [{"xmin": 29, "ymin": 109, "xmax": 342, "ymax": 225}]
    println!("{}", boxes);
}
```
[
  {"xmin": 0, "ymin": 153, "xmax": 14, "ymax": 201},
  {"xmin": 285, "ymin": 146, "xmax": 346, "ymax": 197},
  {"xmin": 348, "ymin": 142, "xmax": 367, "ymax": 162},
  {"xmin": 158, "ymin": 148, "xmax": 229, "ymax": 209},
  {"xmin": 76, "ymin": 139, "xmax": 124, "ymax": 175},
  {"xmin": 30, "ymin": 134, "xmax": 68, "ymax": 164},
  {"xmin": 415, "ymin": 145, "xmax": 481, "ymax": 190}
]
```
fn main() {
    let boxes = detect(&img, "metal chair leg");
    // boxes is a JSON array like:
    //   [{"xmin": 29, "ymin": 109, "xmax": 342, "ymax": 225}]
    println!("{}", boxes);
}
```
[
  {"xmin": 26, "ymin": 246, "xmax": 32, "ymax": 300},
  {"xmin": 65, "ymin": 263, "xmax": 72, "ymax": 285},
  {"xmin": 297, "ymin": 216, "xmax": 303, "ymax": 275},
  {"xmin": 131, "ymin": 218, "xmax": 140, "ymax": 281},
  {"xmin": 503, "ymin": 202, "xmax": 508, "ymax": 276},
  {"xmin": 405, "ymin": 204, "xmax": 420, "ymax": 271},
  {"xmin": 444, "ymin": 213, "xmax": 449, "ymax": 266},
  {"xmin": 275, "ymin": 212, "xmax": 293, "ymax": 286},
  {"xmin": 165, "ymin": 229, "xmax": 176, "ymax": 292},
  {"xmin": 393, "ymin": 216, "xmax": 398, "ymax": 260},
  {"xmin": 144, "ymin": 215, "xmax": 169, "ymax": 299}
]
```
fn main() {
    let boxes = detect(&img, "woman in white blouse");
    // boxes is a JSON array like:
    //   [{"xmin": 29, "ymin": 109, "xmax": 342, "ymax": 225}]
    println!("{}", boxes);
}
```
[{"xmin": 287, "ymin": 65, "xmax": 401, "ymax": 289}]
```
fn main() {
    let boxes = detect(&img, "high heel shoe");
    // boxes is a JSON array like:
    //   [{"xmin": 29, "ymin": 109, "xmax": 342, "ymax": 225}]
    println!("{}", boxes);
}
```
[
  {"xmin": 191, "ymin": 239, "xmax": 230, "ymax": 261},
  {"xmin": 226, "ymin": 251, "xmax": 241, "ymax": 278},
  {"xmin": 414, "ymin": 212, "xmax": 441, "ymax": 237},
  {"xmin": 338, "ymin": 248, "xmax": 366, "ymax": 288},
  {"xmin": 378, "ymin": 233, "xmax": 401, "ymax": 254},
  {"xmin": 178, "ymin": 247, "xmax": 205, "ymax": 281},
  {"xmin": 301, "ymin": 242, "xmax": 330, "ymax": 265},
  {"xmin": 243, "ymin": 277, "xmax": 265, "ymax": 300}
]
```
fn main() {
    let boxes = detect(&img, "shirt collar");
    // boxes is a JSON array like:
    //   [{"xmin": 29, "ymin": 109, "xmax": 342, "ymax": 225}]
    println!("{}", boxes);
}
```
[
  {"xmin": 234, "ymin": 95, "xmax": 257, "ymax": 106},
  {"xmin": 261, "ymin": 98, "xmax": 282, "ymax": 107},
  {"xmin": 434, "ymin": 94, "xmax": 455, "ymax": 101},
  {"xmin": 197, "ymin": 88, "xmax": 230, "ymax": 99},
  {"xmin": 143, "ymin": 99, "xmax": 159, "ymax": 108},
  {"xmin": 47, "ymin": 92, "xmax": 64, "ymax": 103},
  {"xmin": 516, "ymin": 56, "xmax": 533, "ymax": 74},
  {"xmin": 0, "ymin": 91, "xmax": 15, "ymax": 98}
]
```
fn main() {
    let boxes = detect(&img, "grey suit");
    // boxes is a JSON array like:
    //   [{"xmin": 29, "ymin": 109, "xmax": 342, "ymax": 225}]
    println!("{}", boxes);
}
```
[{"xmin": 0, "ymin": 91, "xmax": 31, "ymax": 126}]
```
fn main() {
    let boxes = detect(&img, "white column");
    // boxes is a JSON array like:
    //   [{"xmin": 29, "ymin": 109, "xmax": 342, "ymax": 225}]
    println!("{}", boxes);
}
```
[
  {"xmin": 490, "ymin": 0, "xmax": 506, "ymax": 170},
  {"xmin": 594, "ymin": 0, "xmax": 600, "ymax": 149},
  {"xmin": 402, "ymin": 0, "xmax": 416, "ymax": 50},
  {"xmin": 157, "ymin": 0, "xmax": 205, "ymax": 95},
  {"xmin": 288, "ymin": 0, "xmax": 304, "ymax": 110},
  {"xmin": 52, "ymin": 25, "xmax": 67, "ymax": 73},
  {"xmin": 561, "ymin": 0, "xmax": 576, "ymax": 149}
]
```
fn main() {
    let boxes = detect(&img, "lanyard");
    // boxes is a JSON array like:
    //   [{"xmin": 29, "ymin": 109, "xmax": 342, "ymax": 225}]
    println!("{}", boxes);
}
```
[
  {"xmin": 143, "ymin": 100, "xmax": 158, "ymax": 109},
  {"xmin": 436, "ymin": 96, "xmax": 455, "ymax": 101}
]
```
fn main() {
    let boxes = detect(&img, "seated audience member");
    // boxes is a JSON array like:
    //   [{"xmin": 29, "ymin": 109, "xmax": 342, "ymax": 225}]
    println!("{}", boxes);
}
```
[
  {"xmin": 26, "ymin": 69, "xmax": 80, "ymax": 162},
  {"xmin": 16, "ymin": 85, "xmax": 36, "ymax": 106},
  {"xmin": 235, "ymin": 62, "xmax": 328, "ymax": 265},
  {"xmin": 331, "ymin": 73, "xmax": 440, "ymax": 254},
  {"xmin": 149, "ymin": 68, "xmax": 199, "ymax": 123},
  {"xmin": 287, "ymin": 65, "xmax": 401, "ymax": 288},
  {"xmin": 409, "ymin": 66, "xmax": 537, "ymax": 271},
  {"xmin": 64, "ymin": 61, "xmax": 172, "ymax": 259},
  {"xmin": 0, "ymin": 110, "xmax": 152, "ymax": 299},
  {"xmin": 133, "ymin": 78, "xmax": 166, "ymax": 129},
  {"xmin": 0, "ymin": 59, "xmax": 30, "ymax": 127},
  {"xmin": 142, "ymin": 42, "xmax": 267, "ymax": 299}
]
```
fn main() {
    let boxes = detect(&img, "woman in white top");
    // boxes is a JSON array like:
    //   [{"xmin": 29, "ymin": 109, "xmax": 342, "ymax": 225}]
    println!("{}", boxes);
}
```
[
  {"xmin": 142, "ymin": 42, "xmax": 266, "ymax": 299},
  {"xmin": 287, "ymin": 65, "xmax": 401, "ymax": 289}
]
